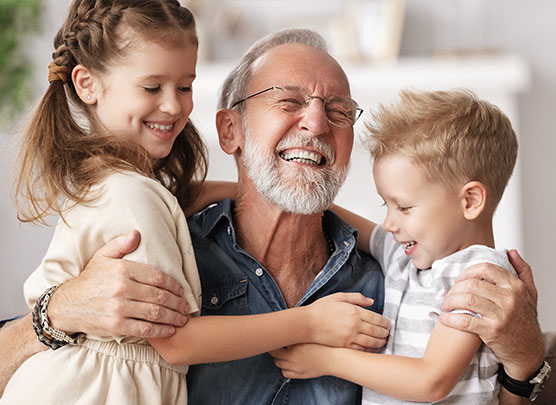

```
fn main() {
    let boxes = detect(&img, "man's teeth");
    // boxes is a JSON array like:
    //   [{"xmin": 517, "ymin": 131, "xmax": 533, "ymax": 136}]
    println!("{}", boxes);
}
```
[
  {"xmin": 147, "ymin": 123, "xmax": 173, "ymax": 132},
  {"xmin": 404, "ymin": 241, "xmax": 416, "ymax": 251},
  {"xmin": 280, "ymin": 150, "xmax": 323, "ymax": 165}
]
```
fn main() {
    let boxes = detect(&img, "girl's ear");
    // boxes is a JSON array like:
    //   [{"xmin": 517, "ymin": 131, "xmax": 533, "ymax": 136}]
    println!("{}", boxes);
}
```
[
  {"xmin": 72, "ymin": 64, "xmax": 98, "ymax": 105},
  {"xmin": 461, "ymin": 181, "xmax": 487, "ymax": 220},
  {"xmin": 216, "ymin": 109, "xmax": 243, "ymax": 155}
]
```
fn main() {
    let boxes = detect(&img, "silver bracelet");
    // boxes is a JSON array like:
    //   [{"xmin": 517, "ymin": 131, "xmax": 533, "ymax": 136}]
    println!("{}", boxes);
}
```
[{"xmin": 32, "ymin": 285, "xmax": 82, "ymax": 349}]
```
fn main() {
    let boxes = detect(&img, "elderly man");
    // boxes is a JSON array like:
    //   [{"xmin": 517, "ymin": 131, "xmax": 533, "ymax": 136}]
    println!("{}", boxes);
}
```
[{"xmin": 0, "ymin": 29, "xmax": 546, "ymax": 403}]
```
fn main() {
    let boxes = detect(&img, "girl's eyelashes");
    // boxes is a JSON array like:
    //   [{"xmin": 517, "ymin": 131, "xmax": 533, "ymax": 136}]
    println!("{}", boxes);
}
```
[
  {"xmin": 142, "ymin": 85, "xmax": 192, "ymax": 93},
  {"xmin": 397, "ymin": 206, "xmax": 413, "ymax": 213},
  {"xmin": 143, "ymin": 86, "xmax": 160, "ymax": 93}
]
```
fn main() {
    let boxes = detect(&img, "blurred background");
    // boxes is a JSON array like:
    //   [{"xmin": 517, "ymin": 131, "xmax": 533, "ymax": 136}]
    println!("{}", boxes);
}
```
[{"xmin": 1, "ymin": 0, "xmax": 555, "ymax": 332}]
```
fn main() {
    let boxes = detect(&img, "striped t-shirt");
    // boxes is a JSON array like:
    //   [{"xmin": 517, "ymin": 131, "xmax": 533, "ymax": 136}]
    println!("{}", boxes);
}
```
[{"xmin": 362, "ymin": 226, "xmax": 515, "ymax": 404}]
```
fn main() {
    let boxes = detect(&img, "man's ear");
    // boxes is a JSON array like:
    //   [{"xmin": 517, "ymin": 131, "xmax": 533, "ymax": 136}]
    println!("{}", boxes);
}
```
[
  {"xmin": 461, "ymin": 181, "xmax": 487, "ymax": 220},
  {"xmin": 72, "ymin": 64, "xmax": 98, "ymax": 105},
  {"xmin": 216, "ymin": 109, "xmax": 243, "ymax": 155}
]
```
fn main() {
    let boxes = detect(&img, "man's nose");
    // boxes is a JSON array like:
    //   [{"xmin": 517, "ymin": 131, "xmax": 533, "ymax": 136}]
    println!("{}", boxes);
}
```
[{"xmin": 298, "ymin": 98, "xmax": 330, "ymax": 135}]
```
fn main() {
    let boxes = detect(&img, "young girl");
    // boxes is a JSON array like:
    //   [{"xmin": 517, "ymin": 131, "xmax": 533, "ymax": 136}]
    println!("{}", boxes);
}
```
[
  {"xmin": 1, "ymin": 1, "xmax": 383, "ymax": 403},
  {"xmin": 271, "ymin": 89, "xmax": 519, "ymax": 404}
]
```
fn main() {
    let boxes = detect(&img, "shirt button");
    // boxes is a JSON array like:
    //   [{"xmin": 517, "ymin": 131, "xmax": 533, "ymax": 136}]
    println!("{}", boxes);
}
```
[
  {"xmin": 227, "ymin": 226, "xmax": 232, "ymax": 235},
  {"xmin": 343, "ymin": 240, "xmax": 350, "ymax": 247},
  {"xmin": 210, "ymin": 295, "xmax": 219, "ymax": 305},
  {"xmin": 255, "ymin": 268, "xmax": 264, "ymax": 277}
]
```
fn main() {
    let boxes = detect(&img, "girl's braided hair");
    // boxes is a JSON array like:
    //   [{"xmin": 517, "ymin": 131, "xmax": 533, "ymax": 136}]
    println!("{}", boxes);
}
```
[{"xmin": 16, "ymin": 0, "xmax": 207, "ymax": 224}]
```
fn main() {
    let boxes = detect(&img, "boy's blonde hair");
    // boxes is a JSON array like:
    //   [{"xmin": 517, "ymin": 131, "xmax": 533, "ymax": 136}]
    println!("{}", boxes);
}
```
[{"xmin": 364, "ymin": 89, "xmax": 518, "ymax": 209}]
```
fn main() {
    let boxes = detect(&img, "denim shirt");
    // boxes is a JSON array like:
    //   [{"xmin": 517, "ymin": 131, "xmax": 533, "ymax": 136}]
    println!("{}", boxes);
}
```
[{"xmin": 186, "ymin": 199, "xmax": 384, "ymax": 405}]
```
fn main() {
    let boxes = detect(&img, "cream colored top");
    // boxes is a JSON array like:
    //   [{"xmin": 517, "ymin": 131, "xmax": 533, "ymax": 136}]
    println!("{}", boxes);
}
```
[{"xmin": 1, "ymin": 170, "xmax": 201, "ymax": 404}]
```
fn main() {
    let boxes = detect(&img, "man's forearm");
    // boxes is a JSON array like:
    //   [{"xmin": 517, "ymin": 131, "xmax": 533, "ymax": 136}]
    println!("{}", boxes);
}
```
[
  {"xmin": 0, "ymin": 313, "xmax": 46, "ymax": 396},
  {"xmin": 499, "ymin": 388, "xmax": 526, "ymax": 405}
]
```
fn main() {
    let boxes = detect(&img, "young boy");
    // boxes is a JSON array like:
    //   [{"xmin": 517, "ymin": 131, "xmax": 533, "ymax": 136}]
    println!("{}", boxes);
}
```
[{"xmin": 271, "ymin": 89, "xmax": 518, "ymax": 404}]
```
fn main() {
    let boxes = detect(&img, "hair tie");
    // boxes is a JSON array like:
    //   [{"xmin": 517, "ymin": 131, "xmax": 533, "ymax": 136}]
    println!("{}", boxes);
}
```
[{"xmin": 48, "ymin": 62, "xmax": 69, "ymax": 84}]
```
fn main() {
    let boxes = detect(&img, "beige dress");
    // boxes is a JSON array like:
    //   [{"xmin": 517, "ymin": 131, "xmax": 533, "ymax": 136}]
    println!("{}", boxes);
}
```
[{"xmin": 1, "ymin": 170, "xmax": 201, "ymax": 404}]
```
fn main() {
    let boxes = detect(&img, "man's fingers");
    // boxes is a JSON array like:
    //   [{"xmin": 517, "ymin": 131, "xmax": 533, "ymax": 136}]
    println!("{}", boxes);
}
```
[
  {"xmin": 444, "ymin": 274, "xmax": 504, "ymax": 303},
  {"xmin": 122, "ymin": 300, "xmax": 188, "ymax": 327},
  {"xmin": 96, "ymin": 230, "xmax": 141, "ymax": 259},
  {"xmin": 118, "ymin": 318, "xmax": 177, "ymax": 338},
  {"xmin": 438, "ymin": 312, "xmax": 488, "ymax": 337},
  {"xmin": 125, "ymin": 263, "xmax": 185, "ymax": 298},
  {"xmin": 441, "ymin": 287, "xmax": 500, "ymax": 315},
  {"xmin": 126, "ymin": 282, "xmax": 189, "ymax": 315},
  {"xmin": 507, "ymin": 249, "xmax": 537, "ymax": 299},
  {"xmin": 454, "ymin": 262, "xmax": 513, "ymax": 287}
]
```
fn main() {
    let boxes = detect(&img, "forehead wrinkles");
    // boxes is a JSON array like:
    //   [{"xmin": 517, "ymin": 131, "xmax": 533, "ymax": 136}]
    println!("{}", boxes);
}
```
[{"xmin": 249, "ymin": 44, "xmax": 351, "ymax": 98}]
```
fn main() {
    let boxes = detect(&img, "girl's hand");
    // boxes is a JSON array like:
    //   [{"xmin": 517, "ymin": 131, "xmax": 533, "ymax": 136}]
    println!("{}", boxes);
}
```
[
  {"xmin": 270, "ymin": 343, "xmax": 332, "ymax": 379},
  {"xmin": 306, "ymin": 292, "xmax": 389, "ymax": 350}
]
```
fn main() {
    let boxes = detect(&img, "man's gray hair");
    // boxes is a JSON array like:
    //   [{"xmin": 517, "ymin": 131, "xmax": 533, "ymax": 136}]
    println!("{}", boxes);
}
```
[{"xmin": 217, "ymin": 29, "xmax": 329, "ymax": 110}]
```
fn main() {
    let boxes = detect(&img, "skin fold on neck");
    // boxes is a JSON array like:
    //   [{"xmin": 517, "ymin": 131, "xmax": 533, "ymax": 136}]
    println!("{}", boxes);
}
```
[{"xmin": 233, "ymin": 180, "xmax": 331, "ymax": 307}]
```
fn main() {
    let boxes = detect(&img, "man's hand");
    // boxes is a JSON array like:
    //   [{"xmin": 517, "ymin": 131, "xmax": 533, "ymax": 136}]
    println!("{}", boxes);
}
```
[
  {"xmin": 440, "ymin": 250, "xmax": 544, "ymax": 380},
  {"xmin": 48, "ymin": 230, "xmax": 190, "ymax": 338}
]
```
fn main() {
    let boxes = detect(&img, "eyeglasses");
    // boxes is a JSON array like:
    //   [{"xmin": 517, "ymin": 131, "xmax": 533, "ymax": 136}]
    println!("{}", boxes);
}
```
[{"xmin": 231, "ymin": 86, "xmax": 364, "ymax": 128}]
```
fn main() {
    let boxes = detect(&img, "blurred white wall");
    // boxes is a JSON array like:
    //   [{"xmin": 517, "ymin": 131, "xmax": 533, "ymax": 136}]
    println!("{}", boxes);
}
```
[{"xmin": 1, "ymin": 0, "xmax": 555, "ymax": 332}]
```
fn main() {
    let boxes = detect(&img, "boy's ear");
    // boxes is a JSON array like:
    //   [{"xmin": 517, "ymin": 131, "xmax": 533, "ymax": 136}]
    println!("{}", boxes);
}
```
[
  {"xmin": 216, "ymin": 109, "xmax": 243, "ymax": 155},
  {"xmin": 72, "ymin": 64, "xmax": 98, "ymax": 105},
  {"xmin": 461, "ymin": 181, "xmax": 487, "ymax": 220}
]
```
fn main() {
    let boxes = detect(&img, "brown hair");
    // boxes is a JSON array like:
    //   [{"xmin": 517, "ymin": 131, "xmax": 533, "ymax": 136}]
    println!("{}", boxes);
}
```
[
  {"xmin": 16, "ymin": 0, "xmax": 207, "ymax": 225},
  {"xmin": 365, "ymin": 89, "xmax": 518, "ymax": 208}
]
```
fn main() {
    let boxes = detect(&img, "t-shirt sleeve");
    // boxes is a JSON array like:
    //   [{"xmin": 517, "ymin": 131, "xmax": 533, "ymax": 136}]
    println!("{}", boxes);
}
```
[
  {"xmin": 24, "ymin": 172, "xmax": 201, "ymax": 314},
  {"xmin": 429, "ymin": 246, "xmax": 514, "ymax": 318},
  {"xmin": 369, "ymin": 225, "xmax": 399, "ymax": 276}
]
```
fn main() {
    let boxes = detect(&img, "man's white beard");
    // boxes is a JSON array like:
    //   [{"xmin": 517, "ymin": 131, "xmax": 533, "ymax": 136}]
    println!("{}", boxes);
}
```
[{"xmin": 242, "ymin": 130, "xmax": 349, "ymax": 215}]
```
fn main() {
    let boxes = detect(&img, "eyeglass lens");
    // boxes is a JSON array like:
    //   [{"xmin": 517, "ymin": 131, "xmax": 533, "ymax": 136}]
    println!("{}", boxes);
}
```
[{"xmin": 270, "ymin": 87, "xmax": 359, "ymax": 127}]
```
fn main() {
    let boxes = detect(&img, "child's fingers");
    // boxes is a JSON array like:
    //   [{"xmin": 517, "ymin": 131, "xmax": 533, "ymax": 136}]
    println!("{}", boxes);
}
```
[
  {"xmin": 337, "ymin": 292, "xmax": 374, "ymax": 307},
  {"xmin": 359, "ymin": 308, "xmax": 391, "ymax": 330},
  {"xmin": 352, "ymin": 333, "xmax": 388, "ymax": 350},
  {"xmin": 358, "ymin": 320, "xmax": 390, "ymax": 339},
  {"xmin": 269, "ymin": 347, "xmax": 289, "ymax": 359}
]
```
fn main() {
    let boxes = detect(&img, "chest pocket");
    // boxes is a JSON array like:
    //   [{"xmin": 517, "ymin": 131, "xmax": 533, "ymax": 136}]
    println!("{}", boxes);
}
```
[{"xmin": 201, "ymin": 277, "xmax": 249, "ymax": 315}]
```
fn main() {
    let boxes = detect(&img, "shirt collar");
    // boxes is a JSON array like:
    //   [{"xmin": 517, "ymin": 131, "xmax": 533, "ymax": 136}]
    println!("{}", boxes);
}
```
[{"xmin": 194, "ymin": 198, "xmax": 359, "ymax": 253}]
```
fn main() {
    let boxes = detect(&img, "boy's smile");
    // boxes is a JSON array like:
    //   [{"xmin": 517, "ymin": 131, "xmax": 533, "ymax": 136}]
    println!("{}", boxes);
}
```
[{"xmin": 373, "ymin": 154, "xmax": 473, "ymax": 270}]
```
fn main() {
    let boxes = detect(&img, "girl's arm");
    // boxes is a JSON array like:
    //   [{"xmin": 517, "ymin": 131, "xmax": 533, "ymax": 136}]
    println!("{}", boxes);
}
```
[
  {"xmin": 184, "ymin": 181, "xmax": 237, "ymax": 217},
  {"xmin": 149, "ymin": 292, "xmax": 391, "ymax": 366},
  {"xmin": 272, "ymin": 321, "xmax": 481, "ymax": 403},
  {"xmin": 330, "ymin": 205, "xmax": 377, "ymax": 253}
]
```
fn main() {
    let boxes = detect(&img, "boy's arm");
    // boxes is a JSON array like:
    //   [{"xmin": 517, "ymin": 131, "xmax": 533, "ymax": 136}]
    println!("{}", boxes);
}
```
[
  {"xmin": 272, "ymin": 321, "xmax": 481, "ymax": 403},
  {"xmin": 330, "ymin": 205, "xmax": 377, "ymax": 253},
  {"xmin": 441, "ymin": 251, "xmax": 545, "ymax": 396},
  {"xmin": 149, "ymin": 292, "xmax": 390, "ymax": 366},
  {"xmin": 184, "ymin": 181, "xmax": 237, "ymax": 217}
]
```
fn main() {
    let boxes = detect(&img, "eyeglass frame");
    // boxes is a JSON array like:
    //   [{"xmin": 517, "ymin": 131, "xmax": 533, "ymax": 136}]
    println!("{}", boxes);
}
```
[{"xmin": 230, "ymin": 85, "xmax": 364, "ymax": 127}]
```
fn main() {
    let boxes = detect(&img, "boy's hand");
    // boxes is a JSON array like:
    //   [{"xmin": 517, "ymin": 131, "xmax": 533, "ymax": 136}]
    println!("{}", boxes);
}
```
[
  {"xmin": 307, "ymin": 292, "xmax": 389, "ymax": 350},
  {"xmin": 271, "ymin": 343, "xmax": 331, "ymax": 379}
]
